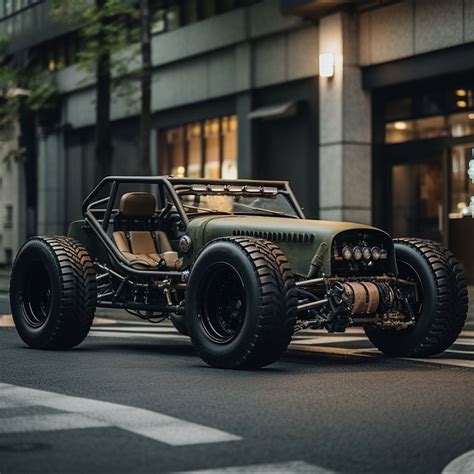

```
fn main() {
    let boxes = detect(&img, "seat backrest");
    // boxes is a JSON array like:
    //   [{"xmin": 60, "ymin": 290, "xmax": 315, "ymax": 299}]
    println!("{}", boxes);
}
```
[{"xmin": 111, "ymin": 192, "xmax": 175, "ymax": 268}]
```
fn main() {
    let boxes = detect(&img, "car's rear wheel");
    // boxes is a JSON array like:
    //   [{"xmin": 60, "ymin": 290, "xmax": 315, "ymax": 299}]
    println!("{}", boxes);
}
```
[
  {"xmin": 186, "ymin": 237, "xmax": 297, "ymax": 369},
  {"xmin": 365, "ymin": 238, "xmax": 468, "ymax": 357},
  {"xmin": 10, "ymin": 236, "xmax": 97, "ymax": 349}
]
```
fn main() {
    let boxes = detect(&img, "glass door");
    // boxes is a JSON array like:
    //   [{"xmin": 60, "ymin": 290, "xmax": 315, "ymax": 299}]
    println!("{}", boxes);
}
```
[
  {"xmin": 391, "ymin": 159, "xmax": 444, "ymax": 243},
  {"xmin": 449, "ymin": 143, "xmax": 474, "ymax": 284}
]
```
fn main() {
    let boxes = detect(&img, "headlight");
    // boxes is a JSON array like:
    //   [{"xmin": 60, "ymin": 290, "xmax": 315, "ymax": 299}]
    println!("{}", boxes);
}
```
[
  {"xmin": 371, "ymin": 246, "xmax": 381, "ymax": 261},
  {"xmin": 362, "ymin": 246, "xmax": 371, "ymax": 260},
  {"xmin": 342, "ymin": 246, "xmax": 352, "ymax": 260},
  {"xmin": 353, "ymin": 246, "xmax": 363, "ymax": 261}
]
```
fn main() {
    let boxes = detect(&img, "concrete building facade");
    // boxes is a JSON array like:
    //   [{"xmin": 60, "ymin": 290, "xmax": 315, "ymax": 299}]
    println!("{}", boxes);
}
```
[{"xmin": 2, "ymin": 0, "xmax": 474, "ymax": 281}]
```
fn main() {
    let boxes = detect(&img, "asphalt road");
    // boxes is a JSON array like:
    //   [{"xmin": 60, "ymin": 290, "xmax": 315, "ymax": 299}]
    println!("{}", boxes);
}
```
[{"xmin": 0, "ymin": 316, "xmax": 473, "ymax": 474}]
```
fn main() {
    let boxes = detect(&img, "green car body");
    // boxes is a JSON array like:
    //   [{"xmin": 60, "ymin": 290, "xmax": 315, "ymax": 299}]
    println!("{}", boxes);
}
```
[{"xmin": 183, "ymin": 215, "xmax": 395, "ymax": 277}]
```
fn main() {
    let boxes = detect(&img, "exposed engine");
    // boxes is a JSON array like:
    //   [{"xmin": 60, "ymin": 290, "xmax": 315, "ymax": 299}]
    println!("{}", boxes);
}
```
[{"xmin": 295, "ymin": 276, "xmax": 418, "ymax": 333}]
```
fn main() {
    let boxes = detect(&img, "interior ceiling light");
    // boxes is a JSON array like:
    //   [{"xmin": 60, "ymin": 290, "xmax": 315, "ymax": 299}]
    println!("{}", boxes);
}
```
[{"xmin": 394, "ymin": 121, "xmax": 407, "ymax": 130}]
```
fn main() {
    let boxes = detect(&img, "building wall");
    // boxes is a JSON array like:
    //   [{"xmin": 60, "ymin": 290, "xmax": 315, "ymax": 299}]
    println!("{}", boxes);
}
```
[
  {"xmin": 57, "ymin": 0, "xmax": 319, "ymax": 128},
  {"xmin": 38, "ymin": 0, "xmax": 321, "ymax": 234},
  {"xmin": 359, "ymin": 0, "xmax": 474, "ymax": 66},
  {"xmin": 0, "ymin": 123, "xmax": 24, "ymax": 265}
]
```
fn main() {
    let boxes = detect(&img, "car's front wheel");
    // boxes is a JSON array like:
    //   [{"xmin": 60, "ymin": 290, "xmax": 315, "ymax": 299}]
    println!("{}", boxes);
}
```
[
  {"xmin": 10, "ymin": 236, "xmax": 97, "ymax": 349},
  {"xmin": 186, "ymin": 237, "xmax": 297, "ymax": 369},
  {"xmin": 365, "ymin": 238, "xmax": 468, "ymax": 357}
]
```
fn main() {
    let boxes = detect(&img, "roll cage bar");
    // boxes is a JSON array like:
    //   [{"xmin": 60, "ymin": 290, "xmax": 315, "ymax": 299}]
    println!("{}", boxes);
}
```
[{"xmin": 82, "ymin": 176, "xmax": 304, "ymax": 280}]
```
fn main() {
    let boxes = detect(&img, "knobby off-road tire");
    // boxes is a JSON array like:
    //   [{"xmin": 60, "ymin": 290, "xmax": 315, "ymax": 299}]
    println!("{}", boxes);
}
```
[
  {"xmin": 365, "ymin": 238, "xmax": 468, "ymax": 357},
  {"xmin": 186, "ymin": 237, "xmax": 298, "ymax": 369},
  {"xmin": 10, "ymin": 236, "xmax": 97, "ymax": 349},
  {"xmin": 170, "ymin": 312, "xmax": 188, "ymax": 336}
]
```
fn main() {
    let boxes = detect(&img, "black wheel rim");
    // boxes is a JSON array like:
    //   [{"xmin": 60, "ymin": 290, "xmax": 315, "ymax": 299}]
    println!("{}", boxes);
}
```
[
  {"xmin": 197, "ymin": 262, "xmax": 246, "ymax": 344},
  {"xmin": 20, "ymin": 260, "xmax": 52, "ymax": 328}
]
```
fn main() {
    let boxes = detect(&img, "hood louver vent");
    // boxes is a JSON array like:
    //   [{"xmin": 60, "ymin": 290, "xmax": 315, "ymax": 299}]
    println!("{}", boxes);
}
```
[{"xmin": 232, "ymin": 230, "xmax": 314, "ymax": 244}]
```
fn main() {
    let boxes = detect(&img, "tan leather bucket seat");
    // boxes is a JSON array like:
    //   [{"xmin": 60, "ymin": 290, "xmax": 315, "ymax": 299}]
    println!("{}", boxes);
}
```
[{"xmin": 112, "ymin": 192, "xmax": 182, "ymax": 270}]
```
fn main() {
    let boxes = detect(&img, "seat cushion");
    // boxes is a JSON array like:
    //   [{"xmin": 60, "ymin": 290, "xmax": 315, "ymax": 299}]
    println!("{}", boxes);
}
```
[{"xmin": 112, "ymin": 231, "xmax": 177, "ymax": 269}]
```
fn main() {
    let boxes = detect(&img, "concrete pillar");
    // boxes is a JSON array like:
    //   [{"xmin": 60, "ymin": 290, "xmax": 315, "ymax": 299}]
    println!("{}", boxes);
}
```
[
  {"xmin": 236, "ymin": 91, "xmax": 254, "ymax": 179},
  {"xmin": 318, "ymin": 12, "xmax": 372, "ymax": 224},
  {"xmin": 37, "ymin": 129, "xmax": 66, "ymax": 235}
]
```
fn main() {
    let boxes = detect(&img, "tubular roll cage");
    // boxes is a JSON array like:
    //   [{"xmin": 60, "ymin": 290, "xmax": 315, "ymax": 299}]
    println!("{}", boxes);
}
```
[{"xmin": 82, "ymin": 176, "xmax": 304, "ymax": 281}]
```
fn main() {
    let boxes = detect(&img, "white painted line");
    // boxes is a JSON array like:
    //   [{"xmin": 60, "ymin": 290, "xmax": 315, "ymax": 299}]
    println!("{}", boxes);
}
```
[
  {"xmin": 402, "ymin": 358, "xmax": 474, "ymax": 369},
  {"xmin": 0, "ymin": 384, "xmax": 241, "ymax": 445},
  {"xmin": 0, "ymin": 413, "xmax": 110, "ymax": 434},
  {"xmin": 442, "ymin": 450, "xmax": 474, "ymax": 473},
  {"xmin": 291, "ymin": 337, "xmax": 367, "ymax": 345},
  {"xmin": 445, "ymin": 349, "xmax": 474, "ymax": 355},
  {"xmin": 176, "ymin": 460, "xmax": 334, "ymax": 473},
  {"xmin": 88, "ymin": 331, "xmax": 188, "ymax": 340},
  {"xmin": 459, "ymin": 330, "xmax": 474, "ymax": 337},
  {"xmin": 454, "ymin": 338, "xmax": 474, "ymax": 346},
  {"xmin": 91, "ymin": 326, "xmax": 179, "ymax": 333},
  {"xmin": 288, "ymin": 344, "xmax": 375, "ymax": 358}
]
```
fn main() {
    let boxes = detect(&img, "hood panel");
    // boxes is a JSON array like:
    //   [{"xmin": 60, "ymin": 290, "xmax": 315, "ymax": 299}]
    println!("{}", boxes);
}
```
[{"xmin": 186, "ymin": 215, "xmax": 393, "ymax": 276}]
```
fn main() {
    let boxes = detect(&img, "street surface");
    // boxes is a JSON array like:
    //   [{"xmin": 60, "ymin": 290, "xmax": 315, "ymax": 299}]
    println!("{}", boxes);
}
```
[{"xmin": 0, "ymin": 312, "xmax": 473, "ymax": 474}]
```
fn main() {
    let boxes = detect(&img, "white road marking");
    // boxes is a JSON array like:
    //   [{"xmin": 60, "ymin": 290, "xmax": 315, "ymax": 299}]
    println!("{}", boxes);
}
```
[
  {"xmin": 291, "ymin": 336, "xmax": 367, "ymax": 345},
  {"xmin": 445, "ymin": 349, "xmax": 474, "ymax": 355},
  {"xmin": 0, "ymin": 413, "xmax": 109, "ymax": 434},
  {"xmin": 0, "ymin": 384, "xmax": 241, "ymax": 445},
  {"xmin": 402, "ymin": 358, "xmax": 474, "ymax": 369},
  {"xmin": 177, "ymin": 460, "xmax": 334, "ymax": 473},
  {"xmin": 454, "ymin": 338, "xmax": 474, "ymax": 346},
  {"xmin": 288, "ymin": 344, "xmax": 374, "ymax": 357},
  {"xmin": 91, "ymin": 326, "xmax": 179, "ymax": 333},
  {"xmin": 88, "ymin": 331, "xmax": 188, "ymax": 340},
  {"xmin": 442, "ymin": 450, "xmax": 474, "ymax": 474}
]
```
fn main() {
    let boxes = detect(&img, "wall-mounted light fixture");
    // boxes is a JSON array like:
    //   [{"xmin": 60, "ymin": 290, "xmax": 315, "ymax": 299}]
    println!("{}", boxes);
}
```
[{"xmin": 319, "ymin": 53, "xmax": 335, "ymax": 78}]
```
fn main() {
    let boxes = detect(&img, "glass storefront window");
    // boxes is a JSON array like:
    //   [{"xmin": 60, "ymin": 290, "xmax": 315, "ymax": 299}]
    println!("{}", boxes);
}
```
[
  {"xmin": 450, "ymin": 144, "xmax": 474, "ymax": 218},
  {"xmin": 159, "ymin": 115, "xmax": 238, "ymax": 179},
  {"xmin": 385, "ymin": 112, "xmax": 474, "ymax": 144},
  {"xmin": 204, "ymin": 118, "xmax": 220, "ymax": 179},
  {"xmin": 165, "ymin": 127, "xmax": 186, "ymax": 177},
  {"xmin": 186, "ymin": 122, "xmax": 202, "ymax": 178},
  {"xmin": 384, "ymin": 97, "xmax": 412, "ymax": 121},
  {"xmin": 222, "ymin": 115, "xmax": 238, "ymax": 179}
]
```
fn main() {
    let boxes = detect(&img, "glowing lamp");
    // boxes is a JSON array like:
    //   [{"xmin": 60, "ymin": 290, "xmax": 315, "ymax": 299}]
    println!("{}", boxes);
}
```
[{"xmin": 319, "ymin": 53, "xmax": 335, "ymax": 78}]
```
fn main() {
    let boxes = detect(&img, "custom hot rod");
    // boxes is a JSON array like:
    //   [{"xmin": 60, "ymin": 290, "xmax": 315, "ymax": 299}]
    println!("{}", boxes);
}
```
[{"xmin": 9, "ymin": 177, "xmax": 468, "ymax": 369}]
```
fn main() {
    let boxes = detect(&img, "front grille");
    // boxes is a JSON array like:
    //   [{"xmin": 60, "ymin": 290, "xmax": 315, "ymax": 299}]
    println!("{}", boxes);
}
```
[{"xmin": 232, "ymin": 229, "xmax": 314, "ymax": 243}]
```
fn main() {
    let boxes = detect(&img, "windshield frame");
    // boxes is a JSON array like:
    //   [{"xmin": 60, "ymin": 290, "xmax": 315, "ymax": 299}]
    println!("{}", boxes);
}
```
[{"xmin": 168, "ymin": 178, "xmax": 305, "ymax": 220}]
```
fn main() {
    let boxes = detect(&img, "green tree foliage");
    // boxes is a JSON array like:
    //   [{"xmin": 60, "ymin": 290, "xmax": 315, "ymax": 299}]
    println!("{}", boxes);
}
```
[
  {"xmin": 0, "ymin": 37, "xmax": 59, "ymax": 129},
  {"xmin": 52, "ymin": 0, "xmax": 149, "ymax": 177}
]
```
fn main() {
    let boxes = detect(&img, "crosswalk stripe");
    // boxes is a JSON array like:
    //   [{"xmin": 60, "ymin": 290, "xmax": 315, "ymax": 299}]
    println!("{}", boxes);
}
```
[
  {"xmin": 288, "ymin": 344, "xmax": 374, "ymax": 357},
  {"xmin": 291, "ymin": 336, "xmax": 367, "ymax": 345},
  {"xmin": 0, "ymin": 384, "xmax": 241, "ymax": 445},
  {"xmin": 0, "ymin": 413, "xmax": 110, "ymax": 434},
  {"xmin": 176, "ymin": 460, "xmax": 334, "ymax": 473},
  {"xmin": 442, "ymin": 450, "xmax": 474, "ymax": 474},
  {"xmin": 89, "ymin": 331, "xmax": 188, "ymax": 340},
  {"xmin": 402, "ymin": 358, "xmax": 474, "ymax": 369},
  {"xmin": 91, "ymin": 326, "xmax": 179, "ymax": 333},
  {"xmin": 454, "ymin": 338, "xmax": 474, "ymax": 346}
]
